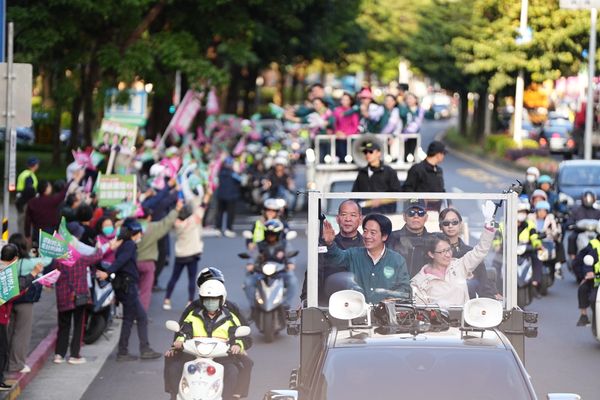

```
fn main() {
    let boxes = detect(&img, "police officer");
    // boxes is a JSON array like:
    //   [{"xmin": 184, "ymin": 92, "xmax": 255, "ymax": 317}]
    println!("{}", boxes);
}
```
[
  {"xmin": 517, "ymin": 201, "xmax": 543, "ymax": 297},
  {"xmin": 402, "ymin": 141, "xmax": 446, "ymax": 211},
  {"xmin": 164, "ymin": 277, "xmax": 253, "ymax": 400},
  {"xmin": 351, "ymin": 140, "xmax": 402, "ymax": 214},
  {"xmin": 96, "ymin": 219, "xmax": 161, "ymax": 361},
  {"xmin": 572, "ymin": 222, "xmax": 600, "ymax": 326},
  {"xmin": 246, "ymin": 198, "xmax": 288, "ymax": 251},
  {"xmin": 244, "ymin": 219, "xmax": 298, "ymax": 312},
  {"xmin": 15, "ymin": 157, "xmax": 39, "ymax": 232}
]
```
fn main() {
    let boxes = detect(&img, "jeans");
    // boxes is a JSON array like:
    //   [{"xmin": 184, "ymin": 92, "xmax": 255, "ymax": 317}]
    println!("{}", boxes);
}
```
[
  {"xmin": 166, "ymin": 257, "xmax": 200, "ymax": 302},
  {"xmin": 244, "ymin": 270, "xmax": 299, "ymax": 309},
  {"xmin": 216, "ymin": 199, "xmax": 237, "ymax": 231},
  {"xmin": 117, "ymin": 286, "xmax": 150, "ymax": 355}
]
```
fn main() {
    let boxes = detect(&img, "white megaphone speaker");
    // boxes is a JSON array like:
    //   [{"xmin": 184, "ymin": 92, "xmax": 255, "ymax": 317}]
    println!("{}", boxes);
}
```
[
  {"xmin": 462, "ymin": 298, "xmax": 503, "ymax": 329},
  {"xmin": 351, "ymin": 134, "xmax": 384, "ymax": 168},
  {"xmin": 328, "ymin": 290, "xmax": 368, "ymax": 321}
]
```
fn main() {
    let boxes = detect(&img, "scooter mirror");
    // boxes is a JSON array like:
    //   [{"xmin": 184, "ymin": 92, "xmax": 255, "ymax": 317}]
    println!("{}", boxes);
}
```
[
  {"xmin": 165, "ymin": 320, "xmax": 181, "ymax": 333},
  {"xmin": 238, "ymin": 253, "xmax": 251, "ymax": 259},
  {"xmin": 242, "ymin": 230, "xmax": 253, "ymax": 240},
  {"xmin": 234, "ymin": 326, "xmax": 251, "ymax": 338},
  {"xmin": 286, "ymin": 231, "xmax": 298, "ymax": 240},
  {"xmin": 583, "ymin": 255, "xmax": 595, "ymax": 267}
]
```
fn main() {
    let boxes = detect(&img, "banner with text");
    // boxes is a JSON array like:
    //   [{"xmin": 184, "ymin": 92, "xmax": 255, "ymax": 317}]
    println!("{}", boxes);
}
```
[
  {"xmin": 39, "ymin": 230, "xmax": 68, "ymax": 259},
  {"xmin": 0, "ymin": 262, "xmax": 20, "ymax": 305},
  {"xmin": 96, "ymin": 174, "xmax": 137, "ymax": 207}
]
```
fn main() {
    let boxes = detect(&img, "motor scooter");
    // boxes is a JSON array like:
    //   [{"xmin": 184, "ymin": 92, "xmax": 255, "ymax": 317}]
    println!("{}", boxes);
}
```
[
  {"xmin": 517, "ymin": 243, "xmax": 534, "ymax": 308},
  {"xmin": 567, "ymin": 219, "xmax": 598, "ymax": 278},
  {"xmin": 165, "ymin": 320, "xmax": 251, "ymax": 400},
  {"xmin": 537, "ymin": 240, "xmax": 556, "ymax": 296},
  {"xmin": 84, "ymin": 272, "xmax": 115, "ymax": 344},
  {"xmin": 240, "ymin": 230, "xmax": 298, "ymax": 343}
]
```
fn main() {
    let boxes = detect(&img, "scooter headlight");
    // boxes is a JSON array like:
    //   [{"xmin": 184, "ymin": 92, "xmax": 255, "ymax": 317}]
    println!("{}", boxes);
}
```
[
  {"xmin": 181, "ymin": 377, "xmax": 190, "ymax": 394},
  {"xmin": 263, "ymin": 263, "xmax": 277, "ymax": 276}
]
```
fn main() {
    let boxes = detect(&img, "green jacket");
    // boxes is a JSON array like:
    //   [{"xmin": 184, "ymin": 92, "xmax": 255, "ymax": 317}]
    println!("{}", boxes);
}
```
[
  {"xmin": 137, "ymin": 209, "xmax": 178, "ymax": 262},
  {"xmin": 324, "ymin": 244, "xmax": 411, "ymax": 303}
]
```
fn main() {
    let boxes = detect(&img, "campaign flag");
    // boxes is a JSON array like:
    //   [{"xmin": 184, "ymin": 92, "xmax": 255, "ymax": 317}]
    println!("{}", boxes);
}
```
[
  {"xmin": 90, "ymin": 150, "xmax": 105, "ymax": 167},
  {"xmin": 206, "ymin": 88, "xmax": 219, "ymax": 115},
  {"xmin": 0, "ymin": 262, "xmax": 20, "ymax": 305},
  {"xmin": 58, "ymin": 217, "xmax": 74, "ymax": 245},
  {"xmin": 39, "ymin": 230, "xmax": 69, "ymax": 259},
  {"xmin": 33, "ymin": 269, "xmax": 61, "ymax": 287},
  {"xmin": 96, "ymin": 175, "xmax": 137, "ymax": 207},
  {"xmin": 171, "ymin": 90, "xmax": 202, "ymax": 135}
]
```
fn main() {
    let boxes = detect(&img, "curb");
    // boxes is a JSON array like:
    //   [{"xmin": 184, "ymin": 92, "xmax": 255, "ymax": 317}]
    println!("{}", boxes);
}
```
[{"xmin": 3, "ymin": 327, "xmax": 58, "ymax": 400}]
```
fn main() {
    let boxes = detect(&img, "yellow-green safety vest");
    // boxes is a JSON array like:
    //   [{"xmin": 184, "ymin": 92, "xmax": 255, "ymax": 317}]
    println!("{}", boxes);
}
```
[
  {"xmin": 518, "ymin": 220, "xmax": 541, "ymax": 248},
  {"xmin": 589, "ymin": 239, "xmax": 600, "ymax": 287},
  {"xmin": 252, "ymin": 220, "xmax": 266, "ymax": 244},
  {"xmin": 176, "ymin": 309, "xmax": 245, "ymax": 350},
  {"xmin": 16, "ymin": 169, "xmax": 38, "ymax": 192}
]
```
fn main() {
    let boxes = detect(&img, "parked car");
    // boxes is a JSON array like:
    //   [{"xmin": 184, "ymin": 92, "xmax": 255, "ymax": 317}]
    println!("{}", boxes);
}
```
[
  {"xmin": 556, "ymin": 160, "xmax": 600, "ymax": 208},
  {"xmin": 538, "ymin": 116, "xmax": 576, "ymax": 159}
]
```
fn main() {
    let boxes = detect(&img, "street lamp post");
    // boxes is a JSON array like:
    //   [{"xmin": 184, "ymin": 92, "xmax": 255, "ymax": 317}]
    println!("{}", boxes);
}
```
[
  {"xmin": 584, "ymin": 8, "xmax": 597, "ymax": 160},
  {"xmin": 513, "ymin": 0, "xmax": 529, "ymax": 147}
]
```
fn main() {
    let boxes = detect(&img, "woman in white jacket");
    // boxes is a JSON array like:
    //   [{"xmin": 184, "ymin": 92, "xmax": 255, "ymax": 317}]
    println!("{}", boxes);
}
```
[{"xmin": 411, "ymin": 224, "xmax": 496, "ymax": 308}]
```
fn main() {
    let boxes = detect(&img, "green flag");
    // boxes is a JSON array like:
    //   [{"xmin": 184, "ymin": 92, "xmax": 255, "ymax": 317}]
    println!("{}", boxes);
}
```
[
  {"xmin": 58, "ymin": 217, "xmax": 74, "ymax": 244},
  {"xmin": 0, "ymin": 262, "xmax": 20, "ymax": 305},
  {"xmin": 39, "ymin": 230, "xmax": 69, "ymax": 258}
]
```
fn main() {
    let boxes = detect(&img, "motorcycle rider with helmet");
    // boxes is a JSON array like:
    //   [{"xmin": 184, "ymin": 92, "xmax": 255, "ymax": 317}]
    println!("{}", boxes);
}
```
[
  {"xmin": 246, "ymin": 198, "xmax": 288, "ymax": 251},
  {"xmin": 164, "ymin": 269, "xmax": 253, "ymax": 400},
  {"xmin": 243, "ymin": 219, "xmax": 299, "ymax": 312},
  {"xmin": 523, "ymin": 167, "xmax": 540, "ymax": 197},
  {"xmin": 517, "ymin": 200, "xmax": 544, "ymax": 297},
  {"xmin": 571, "ymin": 223, "xmax": 600, "ymax": 327},
  {"xmin": 567, "ymin": 191, "xmax": 600, "ymax": 261}
]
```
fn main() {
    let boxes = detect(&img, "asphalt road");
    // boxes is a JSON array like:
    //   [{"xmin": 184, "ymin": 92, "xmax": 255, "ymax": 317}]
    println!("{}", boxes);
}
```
[{"xmin": 80, "ymin": 119, "xmax": 597, "ymax": 400}]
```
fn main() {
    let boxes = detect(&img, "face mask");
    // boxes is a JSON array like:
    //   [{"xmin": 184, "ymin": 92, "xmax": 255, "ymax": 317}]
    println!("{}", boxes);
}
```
[
  {"xmin": 526, "ymin": 175, "xmax": 536, "ymax": 183},
  {"xmin": 517, "ymin": 213, "xmax": 527, "ymax": 222},
  {"xmin": 202, "ymin": 298, "xmax": 220, "ymax": 313},
  {"xmin": 134, "ymin": 237, "xmax": 142, "ymax": 244},
  {"xmin": 102, "ymin": 226, "xmax": 114, "ymax": 236}
]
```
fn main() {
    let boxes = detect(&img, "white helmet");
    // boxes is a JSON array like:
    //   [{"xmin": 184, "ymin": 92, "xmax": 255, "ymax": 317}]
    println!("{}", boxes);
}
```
[
  {"xmin": 264, "ymin": 198, "xmax": 286, "ymax": 211},
  {"xmin": 274, "ymin": 156, "xmax": 288, "ymax": 167},
  {"xmin": 149, "ymin": 163, "xmax": 166, "ymax": 177},
  {"xmin": 526, "ymin": 167, "xmax": 540, "ymax": 178},
  {"xmin": 517, "ymin": 202, "xmax": 531, "ymax": 212},
  {"xmin": 198, "ymin": 279, "xmax": 227, "ymax": 303}
]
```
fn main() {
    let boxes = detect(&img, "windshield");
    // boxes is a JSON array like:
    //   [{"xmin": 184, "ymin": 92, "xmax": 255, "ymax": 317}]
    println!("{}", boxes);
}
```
[
  {"xmin": 316, "ymin": 347, "xmax": 533, "ymax": 400},
  {"xmin": 558, "ymin": 165, "xmax": 600, "ymax": 187}
]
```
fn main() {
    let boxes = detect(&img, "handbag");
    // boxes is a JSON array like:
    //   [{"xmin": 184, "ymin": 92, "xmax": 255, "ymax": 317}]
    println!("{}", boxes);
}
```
[
  {"xmin": 111, "ymin": 273, "xmax": 130, "ymax": 294},
  {"xmin": 74, "ymin": 292, "xmax": 90, "ymax": 307}
]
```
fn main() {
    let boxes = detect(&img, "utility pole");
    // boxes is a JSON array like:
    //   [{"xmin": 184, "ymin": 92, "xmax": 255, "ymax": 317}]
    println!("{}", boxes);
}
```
[
  {"xmin": 584, "ymin": 8, "xmax": 597, "ymax": 160},
  {"xmin": 512, "ymin": 0, "xmax": 529, "ymax": 147},
  {"xmin": 2, "ymin": 22, "xmax": 13, "ymax": 237}
]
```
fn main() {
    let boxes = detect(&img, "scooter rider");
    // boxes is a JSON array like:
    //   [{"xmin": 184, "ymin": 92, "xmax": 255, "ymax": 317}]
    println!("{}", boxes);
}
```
[
  {"xmin": 567, "ymin": 191, "xmax": 600, "ymax": 261},
  {"xmin": 164, "ymin": 277, "xmax": 253, "ymax": 400},
  {"xmin": 517, "ymin": 201, "xmax": 544, "ymax": 297},
  {"xmin": 244, "ymin": 219, "xmax": 299, "ymax": 311},
  {"xmin": 523, "ymin": 167, "xmax": 540, "ymax": 197},
  {"xmin": 246, "ymin": 198, "xmax": 288, "ymax": 251},
  {"xmin": 572, "ymin": 222, "xmax": 600, "ymax": 327}
]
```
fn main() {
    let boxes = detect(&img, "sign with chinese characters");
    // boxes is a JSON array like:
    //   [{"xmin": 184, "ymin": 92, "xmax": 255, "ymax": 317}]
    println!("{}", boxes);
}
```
[
  {"xmin": 96, "ymin": 174, "xmax": 137, "ymax": 207},
  {"xmin": 39, "ymin": 230, "xmax": 68, "ymax": 258},
  {"xmin": 0, "ymin": 261, "xmax": 19, "ymax": 305}
]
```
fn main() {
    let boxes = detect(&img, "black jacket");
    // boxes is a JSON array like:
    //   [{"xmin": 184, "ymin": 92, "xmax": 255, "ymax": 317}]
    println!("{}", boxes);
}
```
[
  {"xmin": 352, "ymin": 163, "xmax": 402, "ymax": 193},
  {"xmin": 402, "ymin": 160, "xmax": 445, "ymax": 193},
  {"xmin": 387, "ymin": 226, "xmax": 431, "ymax": 277}
]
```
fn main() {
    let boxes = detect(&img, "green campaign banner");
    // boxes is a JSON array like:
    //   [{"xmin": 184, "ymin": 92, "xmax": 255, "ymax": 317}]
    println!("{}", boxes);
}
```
[
  {"xmin": 0, "ymin": 262, "xmax": 20, "ymax": 305},
  {"xmin": 58, "ymin": 217, "xmax": 74, "ymax": 244},
  {"xmin": 96, "ymin": 174, "xmax": 137, "ymax": 207},
  {"xmin": 39, "ymin": 230, "xmax": 68, "ymax": 258}
]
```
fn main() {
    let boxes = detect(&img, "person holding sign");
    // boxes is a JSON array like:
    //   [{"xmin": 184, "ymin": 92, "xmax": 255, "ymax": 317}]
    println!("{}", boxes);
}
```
[{"xmin": 0, "ymin": 244, "xmax": 42, "ymax": 390}]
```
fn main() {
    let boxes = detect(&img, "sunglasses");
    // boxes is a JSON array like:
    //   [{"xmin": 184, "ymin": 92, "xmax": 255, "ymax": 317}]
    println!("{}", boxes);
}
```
[
  {"xmin": 441, "ymin": 220, "xmax": 460, "ymax": 227},
  {"xmin": 362, "ymin": 149, "xmax": 375, "ymax": 154},
  {"xmin": 406, "ymin": 209, "xmax": 426, "ymax": 217}
]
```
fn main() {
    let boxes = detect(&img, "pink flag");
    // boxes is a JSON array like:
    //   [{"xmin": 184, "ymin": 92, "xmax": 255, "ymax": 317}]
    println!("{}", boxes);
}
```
[
  {"xmin": 206, "ymin": 88, "xmax": 219, "ymax": 115},
  {"xmin": 33, "ymin": 269, "xmax": 62, "ymax": 287},
  {"xmin": 84, "ymin": 177, "xmax": 93, "ymax": 193}
]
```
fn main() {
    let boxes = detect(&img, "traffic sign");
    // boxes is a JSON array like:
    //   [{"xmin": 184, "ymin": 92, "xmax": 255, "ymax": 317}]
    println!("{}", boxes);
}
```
[
  {"xmin": 104, "ymin": 89, "xmax": 148, "ymax": 127},
  {"xmin": 560, "ymin": 0, "xmax": 600, "ymax": 9},
  {"xmin": 0, "ymin": 62, "xmax": 32, "ymax": 127}
]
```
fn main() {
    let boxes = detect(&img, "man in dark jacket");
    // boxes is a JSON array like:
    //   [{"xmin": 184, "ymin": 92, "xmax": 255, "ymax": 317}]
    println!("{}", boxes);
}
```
[
  {"xmin": 352, "ymin": 140, "xmax": 402, "ymax": 213},
  {"xmin": 387, "ymin": 199, "xmax": 432, "ymax": 277},
  {"xmin": 215, "ymin": 157, "xmax": 242, "ymax": 238},
  {"xmin": 567, "ymin": 191, "xmax": 600, "ymax": 260},
  {"xmin": 402, "ymin": 140, "xmax": 446, "ymax": 211}
]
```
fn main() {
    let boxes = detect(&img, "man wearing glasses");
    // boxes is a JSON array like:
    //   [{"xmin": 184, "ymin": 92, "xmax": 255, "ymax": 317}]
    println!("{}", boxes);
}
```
[
  {"xmin": 388, "ymin": 199, "xmax": 432, "ymax": 277},
  {"xmin": 351, "ymin": 140, "xmax": 402, "ymax": 214}
]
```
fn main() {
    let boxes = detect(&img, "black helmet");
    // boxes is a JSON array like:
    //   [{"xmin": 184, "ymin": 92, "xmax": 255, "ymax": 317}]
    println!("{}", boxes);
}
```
[
  {"xmin": 196, "ymin": 267, "xmax": 225, "ymax": 288},
  {"xmin": 582, "ymin": 191, "xmax": 596, "ymax": 208}
]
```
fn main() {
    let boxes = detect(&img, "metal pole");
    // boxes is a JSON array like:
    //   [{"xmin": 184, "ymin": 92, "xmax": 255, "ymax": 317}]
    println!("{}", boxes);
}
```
[
  {"xmin": 512, "ymin": 0, "xmax": 529, "ymax": 147},
  {"xmin": 0, "ymin": 0, "xmax": 5, "ymax": 62},
  {"xmin": 2, "ymin": 22, "xmax": 12, "ymax": 230},
  {"xmin": 585, "ymin": 8, "xmax": 597, "ymax": 160}
]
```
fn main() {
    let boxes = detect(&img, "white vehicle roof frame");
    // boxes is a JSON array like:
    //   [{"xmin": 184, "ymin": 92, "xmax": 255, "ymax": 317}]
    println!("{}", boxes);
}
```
[{"xmin": 306, "ymin": 191, "xmax": 519, "ymax": 309}]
